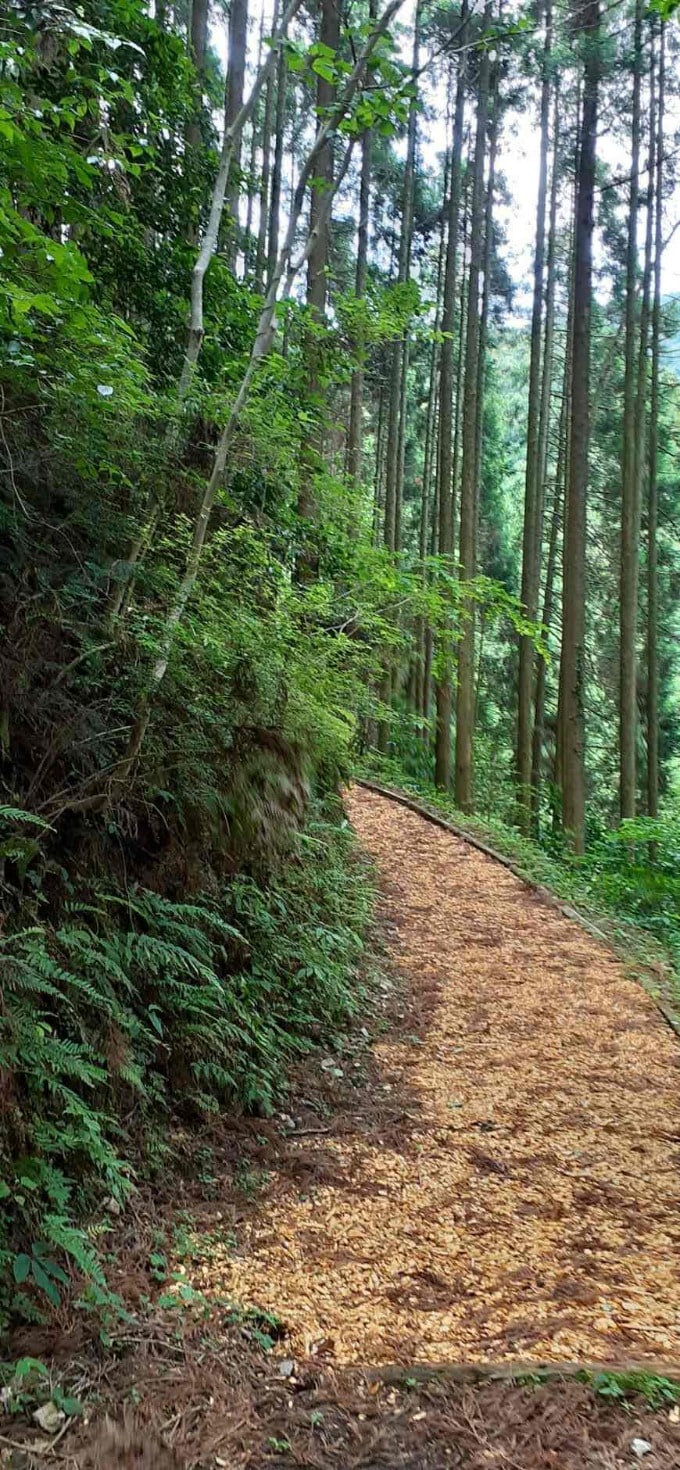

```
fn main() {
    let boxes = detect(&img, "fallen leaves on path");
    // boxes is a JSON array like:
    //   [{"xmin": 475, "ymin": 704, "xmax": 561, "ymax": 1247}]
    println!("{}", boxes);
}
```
[{"xmin": 204, "ymin": 786, "xmax": 680, "ymax": 1366}]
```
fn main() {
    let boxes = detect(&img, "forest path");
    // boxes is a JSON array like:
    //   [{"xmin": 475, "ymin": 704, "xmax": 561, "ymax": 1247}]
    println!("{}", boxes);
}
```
[{"xmin": 224, "ymin": 784, "xmax": 680, "ymax": 1367}]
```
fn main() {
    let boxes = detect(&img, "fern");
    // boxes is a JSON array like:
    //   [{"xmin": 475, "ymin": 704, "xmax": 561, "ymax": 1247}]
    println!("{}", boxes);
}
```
[
  {"xmin": 0, "ymin": 799, "xmax": 375, "ymax": 1329},
  {"xmin": 0, "ymin": 806, "xmax": 52, "ymax": 830}
]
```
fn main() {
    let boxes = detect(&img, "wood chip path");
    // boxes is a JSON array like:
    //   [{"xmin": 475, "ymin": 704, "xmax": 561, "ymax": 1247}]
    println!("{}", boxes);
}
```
[{"xmin": 219, "ymin": 785, "xmax": 680, "ymax": 1368}]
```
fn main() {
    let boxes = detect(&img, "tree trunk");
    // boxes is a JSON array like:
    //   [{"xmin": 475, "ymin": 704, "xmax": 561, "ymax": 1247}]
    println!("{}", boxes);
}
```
[
  {"xmin": 454, "ymin": 5, "xmax": 491, "ymax": 814},
  {"xmin": 243, "ymin": 12, "xmax": 265, "ymax": 278},
  {"xmin": 553, "ymin": 87, "xmax": 579, "ymax": 811},
  {"xmin": 373, "ymin": 378, "xmax": 386, "ymax": 545},
  {"xmin": 376, "ymin": 2, "xmax": 421, "ymax": 749},
  {"xmin": 451, "ymin": 180, "xmax": 470, "ymax": 559},
  {"xmin": 560, "ymin": 0, "xmax": 600, "ymax": 854},
  {"xmin": 265, "ymin": 19, "xmax": 287, "ymax": 290},
  {"xmin": 619, "ymin": 0, "xmax": 643, "ymax": 819},
  {"xmin": 178, "ymin": 0, "xmax": 303, "ymax": 401},
  {"xmin": 474, "ymin": 66, "xmax": 498, "ymax": 538},
  {"xmin": 417, "ymin": 162, "xmax": 448, "ymax": 728},
  {"xmin": 224, "ymin": 0, "xmax": 249, "ymax": 270},
  {"xmin": 647, "ymin": 22, "xmax": 665, "ymax": 823},
  {"xmin": 382, "ymin": 1, "xmax": 421, "ymax": 554},
  {"xmin": 531, "ymin": 438, "xmax": 564, "ymax": 820},
  {"xmin": 187, "ymin": 0, "xmax": 209, "ymax": 133},
  {"xmin": 185, "ymin": 0, "xmax": 210, "ymax": 239},
  {"xmin": 434, "ymin": 18, "xmax": 467, "ymax": 790},
  {"xmin": 296, "ymin": 0, "xmax": 342, "ymax": 581},
  {"xmin": 347, "ymin": 115, "xmax": 374, "ymax": 484},
  {"xmin": 536, "ymin": 79, "xmax": 560, "ymax": 526},
  {"xmin": 516, "ymin": 0, "xmax": 552, "ymax": 827},
  {"xmin": 633, "ymin": 42, "xmax": 655, "ymax": 730},
  {"xmin": 529, "ymin": 82, "xmax": 561, "ymax": 822}
]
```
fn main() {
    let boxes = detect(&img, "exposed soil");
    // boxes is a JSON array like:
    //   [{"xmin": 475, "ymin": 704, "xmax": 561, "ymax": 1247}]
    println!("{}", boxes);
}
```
[{"xmin": 4, "ymin": 784, "xmax": 680, "ymax": 1468}]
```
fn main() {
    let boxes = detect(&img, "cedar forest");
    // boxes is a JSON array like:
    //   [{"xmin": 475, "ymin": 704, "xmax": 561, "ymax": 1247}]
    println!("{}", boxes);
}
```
[{"xmin": 1, "ymin": 0, "xmax": 680, "ymax": 1331}]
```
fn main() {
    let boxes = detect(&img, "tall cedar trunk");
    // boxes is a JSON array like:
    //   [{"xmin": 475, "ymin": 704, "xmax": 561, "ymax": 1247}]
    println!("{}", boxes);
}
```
[
  {"xmin": 188, "ymin": 0, "xmax": 209, "ymax": 120},
  {"xmin": 376, "ymin": 4, "xmax": 420, "ymax": 750},
  {"xmin": 531, "ymin": 418, "xmax": 565, "ymax": 815},
  {"xmin": 382, "ymin": 3, "xmax": 421, "ymax": 554},
  {"xmin": 254, "ymin": 15, "xmax": 277, "ymax": 289},
  {"xmin": 434, "ymin": 21, "xmax": 467, "ymax": 789},
  {"xmin": 417, "ymin": 159, "xmax": 448, "ymax": 727},
  {"xmin": 374, "ymin": 378, "xmax": 386, "ymax": 543},
  {"xmin": 474, "ymin": 70, "xmax": 498, "ymax": 535},
  {"xmin": 619, "ymin": 0, "xmax": 643, "ymax": 818},
  {"xmin": 454, "ymin": 8, "xmax": 491, "ymax": 813},
  {"xmin": 347, "ymin": 118, "xmax": 374, "ymax": 483},
  {"xmin": 306, "ymin": 0, "xmax": 340, "ymax": 315},
  {"xmin": 553, "ymin": 88, "xmax": 579, "ymax": 803},
  {"xmin": 296, "ymin": 0, "xmax": 342, "ymax": 578},
  {"xmin": 266, "ymin": 22, "xmax": 287, "ymax": 289},
  {"xmin": 516, "ymin": 0, "xmax": 553, "ymax": 827},
  {"xmin": 559, "ymin": 0, "xmax": 599, "ymax": 853},
  {"xmin": 633, "ymin": 46, "xmax": 655, "ymax": 689},
  {"xmin": 451, "ymin": 182, "xmax": 470, "ymax": 557},
  {"xmin": 536, "ymin": 81, "xmax": 560, "ymax": 524},
  {"xmin": 185, "ymin": 0, "xmax": 209, "ymax": 234},
  {"xmin": 224, "ymin": 0, "xmax": 249, "ymax": 269},
  {"xmin": 530, "ymin": 82, "xmax": 560, "ymax": 819},
  {"xmin": 244, "ymin": 12, "xmax": 265, "ymax": 277},
  {"xmin": 647, "ymin": 23, "xmax": 665, "ymax": 821}
]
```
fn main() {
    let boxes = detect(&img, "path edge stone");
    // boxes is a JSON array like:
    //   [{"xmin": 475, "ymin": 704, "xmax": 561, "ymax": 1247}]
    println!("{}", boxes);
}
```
[{"xmin": 365, "ymin": 1356, "xmax": 680, "ymax": 1386}]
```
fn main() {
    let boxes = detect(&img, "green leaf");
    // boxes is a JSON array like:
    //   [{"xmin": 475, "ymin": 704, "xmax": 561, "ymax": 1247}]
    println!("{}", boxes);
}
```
[
  {"xmin": 31, "ymin": 1262, "xmax": 61, "ymax": 1306},
  {"xmin": 13, "ymin": 1255, "xmax": 32, "ymax": 1285}
]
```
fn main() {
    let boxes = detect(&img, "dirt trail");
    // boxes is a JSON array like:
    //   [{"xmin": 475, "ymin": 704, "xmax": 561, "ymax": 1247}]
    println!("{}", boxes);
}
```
[{"xmin": 219, "ymin": 785, "xmax": 680, "ymax": 1368}]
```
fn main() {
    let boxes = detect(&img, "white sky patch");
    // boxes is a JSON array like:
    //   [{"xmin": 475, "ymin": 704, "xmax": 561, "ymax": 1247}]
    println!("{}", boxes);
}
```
[{"xmin": 211, "ymin": 0, "xmax": 680, "ymax": 314}]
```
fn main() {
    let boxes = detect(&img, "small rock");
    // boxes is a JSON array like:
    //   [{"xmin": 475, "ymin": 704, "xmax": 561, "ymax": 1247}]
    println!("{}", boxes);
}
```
[
  {"xmin": 33, "ymin": 1401, "xmax": 65, "ymax": 1434},
  {"xmin": 104, "ymin": 1194, "xmax": 122, "ymax": 1217},
  {"xmin": 668, "ymin": 1406, "xmax": 680, "ymax": 1424},
  {"xmin": 631, "ymin": 1440, "xmax": 653, "ymax": 1459},
  {"xmin": 277, "ymin": 1359, "xmax": 296, "ymax": 1378}
]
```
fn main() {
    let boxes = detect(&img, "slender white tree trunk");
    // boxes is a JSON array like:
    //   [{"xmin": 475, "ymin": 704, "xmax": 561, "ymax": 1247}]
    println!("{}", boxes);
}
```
[{"xmin": 178, "ymin": 0, "xmax": 305, "ymax": 401}]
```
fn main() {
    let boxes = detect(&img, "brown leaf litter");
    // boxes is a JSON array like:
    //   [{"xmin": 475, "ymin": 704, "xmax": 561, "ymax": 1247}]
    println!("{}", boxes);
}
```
[
  {"xmin": 8, "ymin": 784, "xmax": 680, "ymax": 1467},
  {"xmin": 218, "ymin": 785, "xmax": 680, "ymax": 1367}
]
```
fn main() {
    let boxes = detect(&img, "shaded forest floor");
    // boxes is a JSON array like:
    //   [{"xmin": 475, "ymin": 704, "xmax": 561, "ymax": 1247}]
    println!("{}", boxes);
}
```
[{"xmin": 5, "ymin": 787, "xmax": 680, "ymax": 1467}]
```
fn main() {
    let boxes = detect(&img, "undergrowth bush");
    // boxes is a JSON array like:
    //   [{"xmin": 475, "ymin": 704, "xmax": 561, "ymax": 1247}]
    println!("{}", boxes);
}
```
[{"xmin": 0, "ymin": 799, "xmax": 373, "ymax": 1333}]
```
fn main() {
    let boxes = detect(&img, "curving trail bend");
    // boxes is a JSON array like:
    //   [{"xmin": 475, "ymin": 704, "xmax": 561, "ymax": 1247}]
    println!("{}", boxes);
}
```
[{"xmin": 224, "ymin": 784, "xmax": 680, "ymax": 1367}]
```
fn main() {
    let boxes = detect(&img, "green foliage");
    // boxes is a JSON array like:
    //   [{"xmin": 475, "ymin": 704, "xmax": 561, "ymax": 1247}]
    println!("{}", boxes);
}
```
[
  {"xmin": 0, "ymin": 800, "xmax": 374, "ymax": 1328},
  {"xmin": 590, "ymin": 1370, "xmax": 680, "ymax": 1411},
  {"xmin": 580, "ymin": 815, "xmax": 680, "ymax": 969}
]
